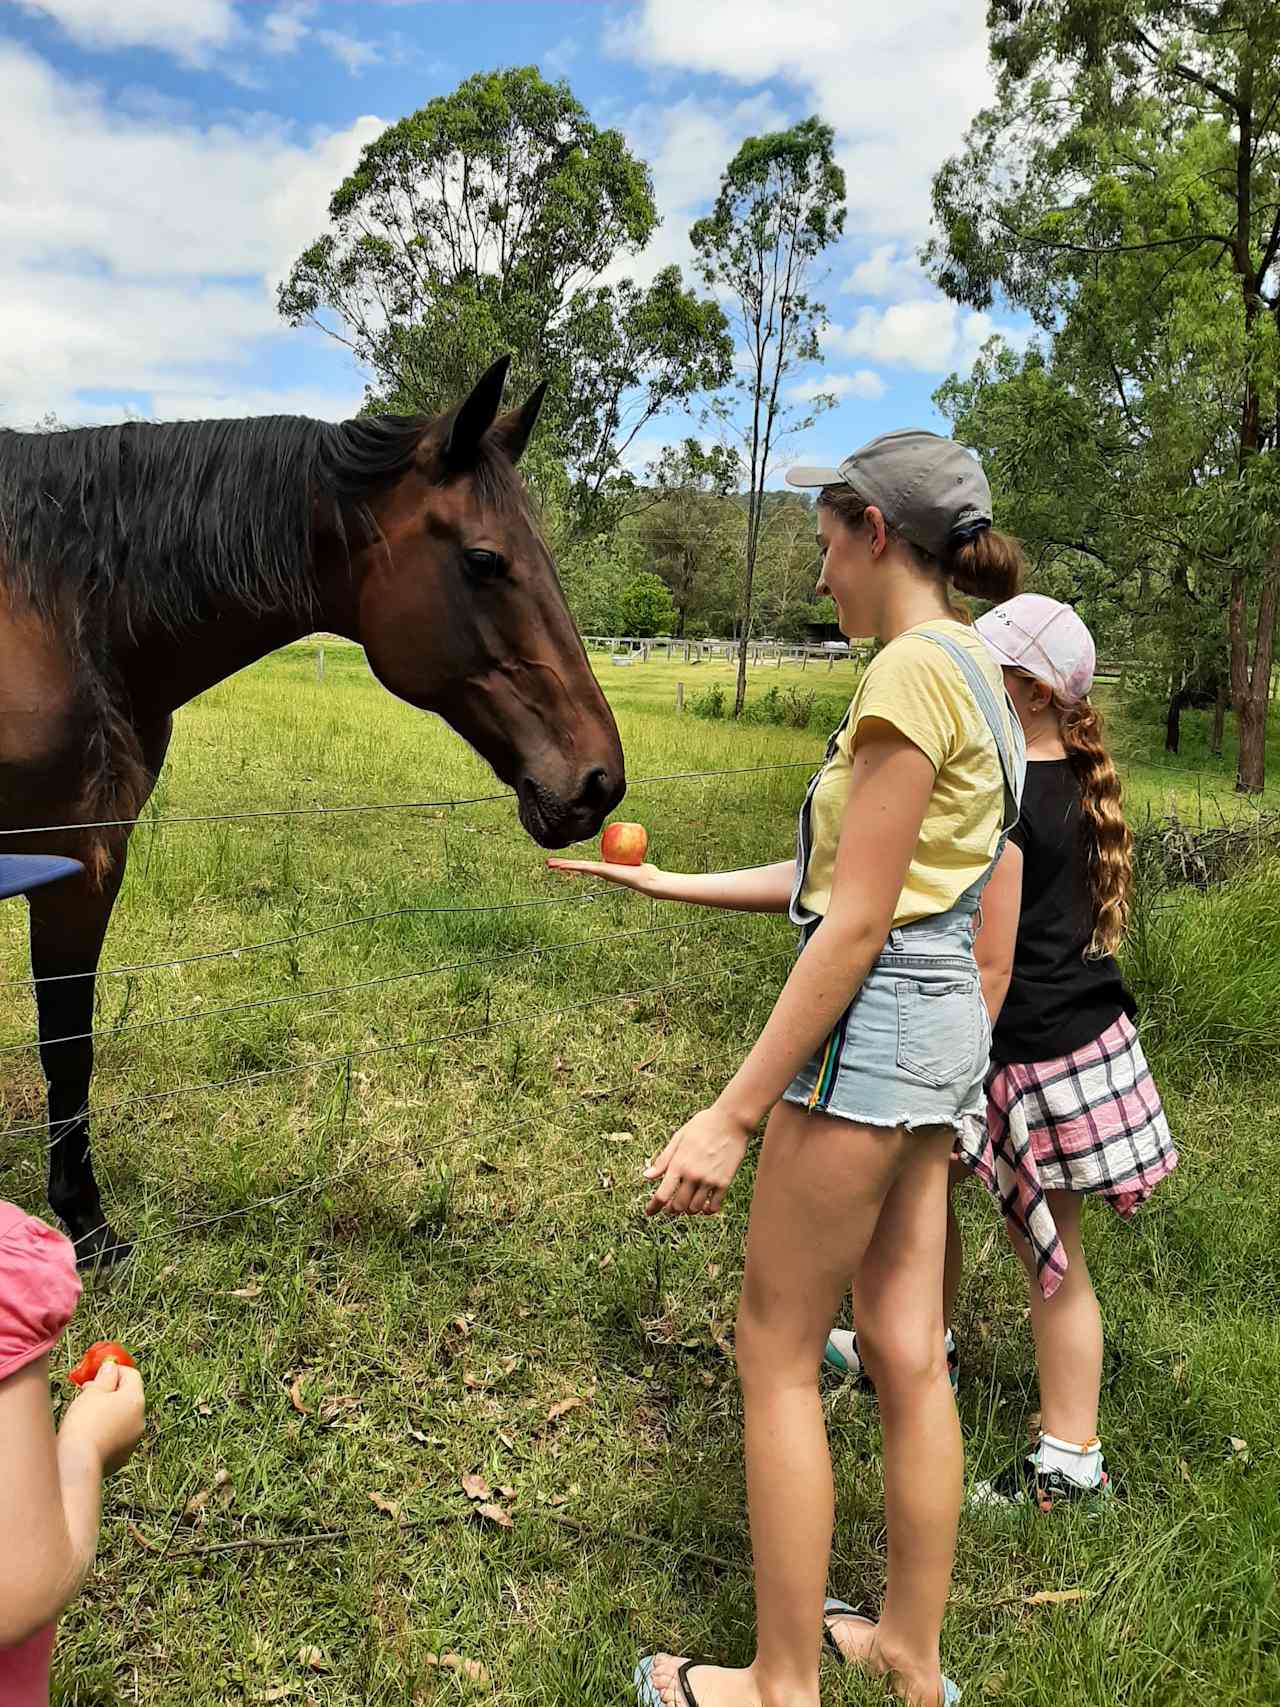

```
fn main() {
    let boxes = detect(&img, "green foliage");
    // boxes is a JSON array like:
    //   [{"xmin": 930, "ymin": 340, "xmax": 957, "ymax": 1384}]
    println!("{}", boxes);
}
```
[
  {"xmin": 927, "ymin": 2, "xmax": 1280, "ymax": 790},
  {"xmin": 689, "ymin": 682, "xmax": 727, "ymax": 719},
  {"xmin": 637, "ymin": 439, "xmax": 743, "ymax": 637},
  {"xmin": 279, "ymin": 67, "xmax": 731, "ymax": 530},
  {"xmin": 619, "ymin": 572, "xmax": 676, "ymax": 639}
]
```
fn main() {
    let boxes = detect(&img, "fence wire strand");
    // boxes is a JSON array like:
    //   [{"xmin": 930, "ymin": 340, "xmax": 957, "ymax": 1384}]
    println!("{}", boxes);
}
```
[
  {"xmin": 0, "ymin": 917, "xmax": 700, "ymax": 1056},
  {"xmin": 0, "ymin": 760, "xmax": 816, "ymax": 840},
  {"xmin": 0, "ymin": 890, "xmax": 619, "ymax": 992},
  {"xmin": 3, "ymin": 942, "xmax": 790, "ymax": 1152}
]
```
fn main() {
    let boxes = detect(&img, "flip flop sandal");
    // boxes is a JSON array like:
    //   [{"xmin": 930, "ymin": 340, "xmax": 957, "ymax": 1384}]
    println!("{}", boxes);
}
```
[
  {"xmin": 634, "ymin": 1655, "xmax": 706, "ymax": 1707},
  {"xmin": 821, "ymin": 1602, "xmax": 961, "ymax": 1703},
  {"xmin": 822, "ymin": 1597, "xmax": 876, "ymax": 1663}
]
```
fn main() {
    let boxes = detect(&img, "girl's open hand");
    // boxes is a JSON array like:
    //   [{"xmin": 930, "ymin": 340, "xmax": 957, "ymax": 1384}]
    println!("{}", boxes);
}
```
[
  {"xmin": 546, "ymin": 857, "xmax": 663, "ymax": 896},
  {"xmin": 643, "ymin": 1105, "xmax": 751, "ymax": 1217}
]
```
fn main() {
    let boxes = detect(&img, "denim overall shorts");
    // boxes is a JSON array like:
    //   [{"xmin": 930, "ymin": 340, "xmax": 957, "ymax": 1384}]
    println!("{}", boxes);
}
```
[{"xmin": 783, "ymin": 632, "xmax": 1027, "ymax": 1134}]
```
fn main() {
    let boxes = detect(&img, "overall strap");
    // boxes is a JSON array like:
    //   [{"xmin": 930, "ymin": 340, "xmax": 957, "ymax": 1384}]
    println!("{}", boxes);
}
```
[{"xmin": 914, "ymin": 630, "xmax": 1026, "ymax": 833}]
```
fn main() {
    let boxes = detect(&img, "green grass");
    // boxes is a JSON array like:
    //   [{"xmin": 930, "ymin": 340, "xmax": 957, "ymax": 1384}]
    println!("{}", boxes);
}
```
[{"xmin": 2, "ymin": 642, "xmax": 1278, "ymax": 1706}]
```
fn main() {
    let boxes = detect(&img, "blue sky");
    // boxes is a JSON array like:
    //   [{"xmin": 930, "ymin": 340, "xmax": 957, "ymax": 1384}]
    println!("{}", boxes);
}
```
[{"xmin": 0, "ymin": 0, "xmax": 1027, "ymax": 479}]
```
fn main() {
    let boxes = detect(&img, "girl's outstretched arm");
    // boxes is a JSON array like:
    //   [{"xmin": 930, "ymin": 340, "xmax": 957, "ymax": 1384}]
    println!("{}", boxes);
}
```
[{"xmin": 547, "ymin": 857, "xmax": 795, "ymax": 912}]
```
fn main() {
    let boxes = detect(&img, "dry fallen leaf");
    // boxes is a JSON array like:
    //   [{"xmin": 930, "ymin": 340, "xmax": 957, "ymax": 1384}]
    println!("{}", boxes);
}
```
[
  {"xmin": 213, "ymin": 1469, "xmax": 234, "ymax": 1508},
  {"xmin": 474, "ymin": 1502, "xmax": 513, "ymax": 1530},
  {"xmin": 1178, "ymin": 1458, "xmax": 1192, "ymax": 1484},
  {"xmin": 260, "ymin": 1687, "xmax": 299, "ymax": 1703},
  {"xmin": 1024, "ymin": 1588, "xmax": 1089, "ymax": 1606},
  {"xmin": 982, "ymin": 1675, "xmax": 1007, "ymax": 1698},
  {"xmin": 368, "ymin": 1491, "xmax": 400, "ymax": 1519},
  {"xmin": 183, "ymin": 1488, "xmax": 211, "ymax": 1523},
  {"xmin": 707, "ymin": 1264, "xmax": 721, "ymax": 1281},
  {"xmin": 426, "ymin": 1654, "xmax": 490, "ymax": 1685},
  {"xmin": 229, "ymin": 1283, "xmax": 263, "ymax": 1299},
  {"xmin": 461, "ymin": 1473, "xmax": 492, "ymax": 1503},
  {"xmin": 127, "ymin": 1522, "xmax": 162, "ymax": 1554},
  {"xmin": 1229, "ymin": 1436, "xmax": 1251, "ymax": 1463},
  {"xmin": 297, "ymin": 1646, "xmax": 329, "ymax": 1672},
  {"xmin": 288, "ymin": 1379, "xmax": 309, "ymax": 1416},
  {"xmin": 546, "ymin": 1385, "xmax": 596, "ymax": 1425},
  {"xmin": 605, "ymin": 1131, "xmax": 635, "ymax": 1144},
  {"xmin": 497, "ymin": 1431, "xmax": 517, "ymax": 1452}
]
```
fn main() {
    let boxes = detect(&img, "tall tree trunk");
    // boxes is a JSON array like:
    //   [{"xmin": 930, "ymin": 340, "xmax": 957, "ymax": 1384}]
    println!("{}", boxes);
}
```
[
  {"xmin": 1234, "ymin": 561, "xmax": 1279, "ymax": 793},
  {"xmin": 1165, "ymin": 677, "xmax": 1183, "ymax": 755},
  {"xmin": 734, "ymin": 490, "xmax": 762, "ymax": 719}
]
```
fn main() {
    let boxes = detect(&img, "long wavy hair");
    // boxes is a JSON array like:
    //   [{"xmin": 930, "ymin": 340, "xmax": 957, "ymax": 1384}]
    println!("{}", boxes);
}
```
[{"xmin": 1059, "ymin": 697, "xmax": 1133, "ymax": 957}]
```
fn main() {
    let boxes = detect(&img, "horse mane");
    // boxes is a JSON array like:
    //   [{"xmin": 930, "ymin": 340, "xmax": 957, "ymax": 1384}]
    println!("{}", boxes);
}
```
[
  {"xmin": 0, "ymin": 414, "xmax": 431, "ymax": 633},
  {"xmin": 0, "ymin": 411, "xmax": 529, "ymax": 875}
]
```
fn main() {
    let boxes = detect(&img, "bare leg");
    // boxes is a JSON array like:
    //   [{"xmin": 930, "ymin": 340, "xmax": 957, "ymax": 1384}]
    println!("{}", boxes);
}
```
[
  {"xmin": 1011, "ymin": 1192, "xmax": 1102, "ymax": 1443},
  {"xmin": 647, "ymin": 1102, "xmax": 934, "ymax": 1707},
  {"xmin": 829, "ymin": 1130, "xmax": 960, "ymax": 1705}
]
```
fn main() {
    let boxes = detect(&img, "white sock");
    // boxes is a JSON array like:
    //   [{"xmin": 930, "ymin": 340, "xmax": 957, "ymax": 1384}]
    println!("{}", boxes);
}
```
[
  {"xmin": 943, "ymin": 1328, "xmax": 956, "ymax": 1355},
  {"xmin": 1035, "ymin": 1431, "xmax": 1103, "ymax": 1487}
]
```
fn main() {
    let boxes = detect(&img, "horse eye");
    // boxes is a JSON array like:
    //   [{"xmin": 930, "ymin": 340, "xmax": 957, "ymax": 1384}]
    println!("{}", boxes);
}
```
[{"xmin": 464, "ymin": 548, "xmax": 506, "ymax": 578}]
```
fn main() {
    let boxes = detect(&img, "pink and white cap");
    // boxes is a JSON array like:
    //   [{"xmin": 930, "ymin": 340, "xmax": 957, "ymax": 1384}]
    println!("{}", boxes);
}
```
[{"xmin": 975, "ymin": 593, "xmax": 1096, "ymax": 705}]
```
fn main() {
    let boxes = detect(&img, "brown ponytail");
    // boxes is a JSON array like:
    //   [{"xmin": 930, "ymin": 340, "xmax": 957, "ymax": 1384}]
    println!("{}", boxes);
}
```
[
  {"xmin": 1060, "ymin": 698, "xmax": 1132, "ymax": 957},
  {"xmin": 950, "ymin": 528, "xmax": 1025, "ymax": 602}
]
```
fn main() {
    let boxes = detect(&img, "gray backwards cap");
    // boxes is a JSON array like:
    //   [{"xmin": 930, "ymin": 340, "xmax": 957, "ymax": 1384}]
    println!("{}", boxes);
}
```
[{"xmin": 786, "ymin": 429, "xmax": 992, "ymax": 561}]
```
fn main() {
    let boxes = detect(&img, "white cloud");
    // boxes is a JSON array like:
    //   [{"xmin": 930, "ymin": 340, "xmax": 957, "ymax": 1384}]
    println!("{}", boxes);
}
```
[
  {"xmin": 315, "ymin": 27, "xmax": 381, "ymax": 74},
  {"xmin": 147, "ymin": 382, "xmax": 366, "ymax": 422},
  {"xmin": 16, "ymin": 0, "xmax": 237, "ymax": 65},
  {"xmin": 606, "ymin": 0, "xmax": 995, "ymax": 243},
  {"xmin": 844, "ymin": 243, "xmax": 928, "ymax": 301},
  {"xmin": 602, "ymin": 91, "xmax": 787, "ymax": 288},
  {"xmin": 787, "ymin": 369, "xmax": 887, "ymax": 404},
  {"xmin": 829, "ymin": 300, "xmax": 1024, "ymax": 375},
  {"xmin": 0, "ymin": 40, "xmax": 383, "ymax": 427},
  {"xmin": 264, "ymin": 3, "xmax": 314, "ymax": 55}
]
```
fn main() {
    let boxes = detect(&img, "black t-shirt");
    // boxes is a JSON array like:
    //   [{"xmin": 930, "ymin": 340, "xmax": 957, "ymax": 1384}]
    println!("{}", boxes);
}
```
[{"xmin": 991, "ymin": 759, "xmax": 1137, "ymax": 1066}]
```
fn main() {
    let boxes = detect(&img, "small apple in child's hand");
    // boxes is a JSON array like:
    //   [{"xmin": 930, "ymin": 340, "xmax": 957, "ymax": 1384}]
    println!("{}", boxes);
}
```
[
  {"xmin": 601, "ymin": 822, "xmax": 648, "ymax": 866},
  {"xmin": 68, "ymin": 1340, "xmax": 137, "ymax": 1386}
]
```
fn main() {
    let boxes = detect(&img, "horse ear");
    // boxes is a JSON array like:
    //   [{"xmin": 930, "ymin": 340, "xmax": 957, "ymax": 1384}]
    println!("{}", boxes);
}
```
[
  {"xmin": 490, "ymin": 381, "xmax": 548, "ymax": 466},
  {"xmin": 444, "ymin": 355, "xmax": 512, "ymax": 467}
]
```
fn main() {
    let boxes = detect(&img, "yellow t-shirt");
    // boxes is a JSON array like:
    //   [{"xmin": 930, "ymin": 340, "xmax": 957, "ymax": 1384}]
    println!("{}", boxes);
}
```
[{"xmin": 797, "ymin": 620, "xmax": 1012, "ymax": 927}]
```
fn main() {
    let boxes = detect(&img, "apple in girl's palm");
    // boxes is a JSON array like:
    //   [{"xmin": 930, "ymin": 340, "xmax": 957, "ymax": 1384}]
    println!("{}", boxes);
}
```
[{"xmin": 601, "ymin": 822, "xmax": 648, "ymax": 866}]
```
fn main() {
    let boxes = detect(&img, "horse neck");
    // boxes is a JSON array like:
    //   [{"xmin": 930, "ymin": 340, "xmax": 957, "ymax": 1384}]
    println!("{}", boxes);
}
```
[{"xmin": 118, "ymin": 534, "xmax": 361, "ymax": 721}]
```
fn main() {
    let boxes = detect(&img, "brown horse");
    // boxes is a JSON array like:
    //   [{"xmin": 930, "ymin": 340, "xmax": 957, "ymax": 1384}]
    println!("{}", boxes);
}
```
[{"xmin": 0, "ymin": 357, "xmax": 624, "ymax": 1266}]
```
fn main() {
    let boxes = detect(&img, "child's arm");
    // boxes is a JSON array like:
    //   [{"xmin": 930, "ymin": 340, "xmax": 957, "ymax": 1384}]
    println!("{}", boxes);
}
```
[
  {"xmin": 546, "ymin": 858, "xmax": 796, "ymax": 913},
  {"xmin": 0, "ymin": 1356, "xmax": 144, "ymax": 1646},
  {"xmin": 973, "ymin": 840, "xmax": 1024, "ymax": 1024}
]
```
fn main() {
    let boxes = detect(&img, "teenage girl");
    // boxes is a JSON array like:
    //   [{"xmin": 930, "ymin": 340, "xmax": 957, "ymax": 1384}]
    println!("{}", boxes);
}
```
[
  {"xmin": 961, "ymin": 595, "xmax": 1176, "ymax": 1504},
  {"xmin": 824, "ymin": 595, "xmax": 1177, "ymax": 1508},
  {"xmin": 552, "ymin": 429, "xmax": 1024, "ymax": 1707}
]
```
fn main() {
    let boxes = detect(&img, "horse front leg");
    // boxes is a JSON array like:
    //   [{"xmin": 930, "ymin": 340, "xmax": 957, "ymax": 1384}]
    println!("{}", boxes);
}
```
[
  {"xmin": 28, "ymin": 716, "xmax": 172, "ymax": 1270},
  {"xmin": 29, "ymin": 861, "xmax": 130, "ymax": 1267}
]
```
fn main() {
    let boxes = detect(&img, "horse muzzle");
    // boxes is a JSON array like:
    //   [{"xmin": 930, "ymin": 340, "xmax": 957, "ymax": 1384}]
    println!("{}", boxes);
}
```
[{"xmin": 517, "ymin": 765, "xmax": 626, "ymax": 848}]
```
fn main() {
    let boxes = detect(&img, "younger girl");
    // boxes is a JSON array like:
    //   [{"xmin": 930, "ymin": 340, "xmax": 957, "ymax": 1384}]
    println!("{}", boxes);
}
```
[
  {"xmin": 553, "ymin": 429, "xmax": 1024, "ymax": 1707},
  {"xmin": 1, "ymin": 1197, "xmax": 145, "ymax": 1702},
  {"xmin": 956, "ymin": 594, "xmax": 1177, "ymax": 1506}
]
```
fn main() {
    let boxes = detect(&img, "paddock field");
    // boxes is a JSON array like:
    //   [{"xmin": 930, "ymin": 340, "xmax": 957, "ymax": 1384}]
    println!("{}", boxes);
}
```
[{"xmin": 1, "ymin": 642, "xmax": 1278, "ymax": 1707}]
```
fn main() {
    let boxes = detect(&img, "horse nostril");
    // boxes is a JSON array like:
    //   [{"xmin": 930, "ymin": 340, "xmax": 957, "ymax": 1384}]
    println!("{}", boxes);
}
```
[{"xmin": 580, "ymin": 767, "xmax": 620, "ymax": 811}]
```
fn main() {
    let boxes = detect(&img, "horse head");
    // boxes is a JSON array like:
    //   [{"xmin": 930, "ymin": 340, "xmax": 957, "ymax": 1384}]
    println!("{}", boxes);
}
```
[{"xmin": 347, "ymin": 358, "xmax": 625, "ymax": 848}]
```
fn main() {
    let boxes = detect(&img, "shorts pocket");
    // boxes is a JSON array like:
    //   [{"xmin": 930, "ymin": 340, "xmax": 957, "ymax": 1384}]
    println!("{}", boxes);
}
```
[{"xmin": 895, "ymin": 979, "xmax": 979, "ymax": 1089}]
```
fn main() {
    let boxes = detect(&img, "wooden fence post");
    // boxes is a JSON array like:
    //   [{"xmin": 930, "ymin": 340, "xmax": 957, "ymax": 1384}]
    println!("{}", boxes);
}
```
[
  {"xmin": 316, "ymin": 645, "xmax": 325, "ymax": 683},
  {"xmin": 676, "ymin": 682, "xmax": 684, "ymax": 713}
]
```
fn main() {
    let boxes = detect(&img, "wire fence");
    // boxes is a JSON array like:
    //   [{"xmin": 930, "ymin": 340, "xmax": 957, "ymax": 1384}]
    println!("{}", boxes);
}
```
[
  {"xmin": 0, "ymin": 759, "xmax": 817, "ymax": 841},
  {"xmin": 0, "ymin": 757, "xmax": 812, "ymax": 1259}
]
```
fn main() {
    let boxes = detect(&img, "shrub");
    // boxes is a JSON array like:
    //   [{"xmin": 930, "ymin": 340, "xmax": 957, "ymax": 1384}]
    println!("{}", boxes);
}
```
[{"xmin": 690, "ymin": 683, "xmax": 727, "ymax": 719}]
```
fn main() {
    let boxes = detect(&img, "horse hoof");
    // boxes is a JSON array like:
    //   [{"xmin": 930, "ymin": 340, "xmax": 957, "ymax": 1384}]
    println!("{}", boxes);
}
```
[{"xmin": 71, "ymin": 1222, "xmax": 134, "ymax": 1272}]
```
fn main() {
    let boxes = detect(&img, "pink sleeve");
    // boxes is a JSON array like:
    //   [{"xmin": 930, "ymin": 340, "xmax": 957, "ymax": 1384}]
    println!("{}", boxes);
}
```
[{"xmin": 0, "ymin": 1202, "xmax": 82, "ymax": 1383}]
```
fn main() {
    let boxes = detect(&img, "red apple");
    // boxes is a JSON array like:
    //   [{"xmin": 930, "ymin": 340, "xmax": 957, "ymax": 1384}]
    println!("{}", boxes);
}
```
[{"xmin": 601, "ymin": 822, "xmax": 648, "ymax": 866}]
